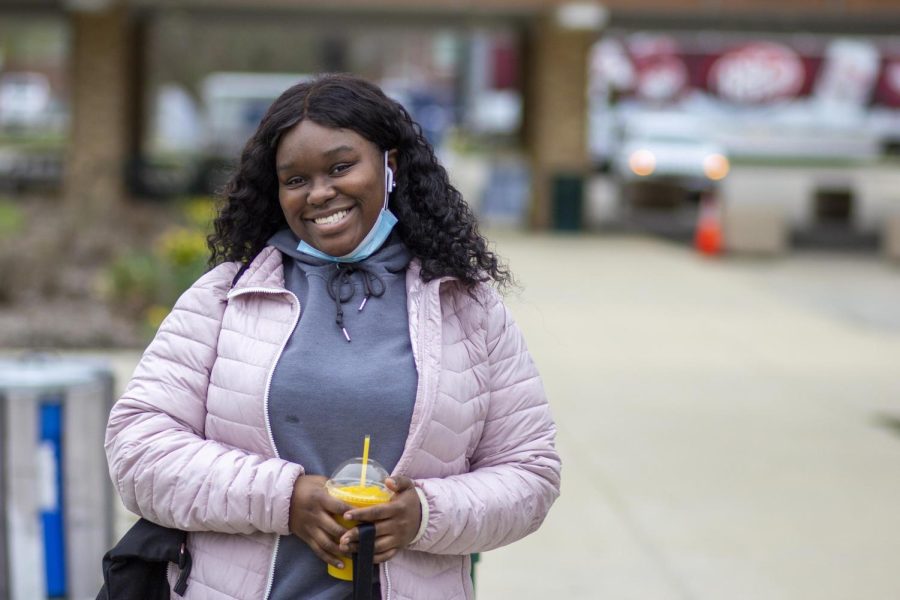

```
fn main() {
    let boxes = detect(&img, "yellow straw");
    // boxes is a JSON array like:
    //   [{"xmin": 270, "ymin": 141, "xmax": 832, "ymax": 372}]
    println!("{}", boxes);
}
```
[{"xmin": 360, "ymin": 435, "xmax": 371, "ymax": 487}]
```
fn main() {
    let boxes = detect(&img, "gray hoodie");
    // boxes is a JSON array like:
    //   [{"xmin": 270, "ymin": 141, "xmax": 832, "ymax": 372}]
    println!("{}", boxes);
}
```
[{"xmin": 266, "ymin": 229, "xmax": 417, "ymax": 599}]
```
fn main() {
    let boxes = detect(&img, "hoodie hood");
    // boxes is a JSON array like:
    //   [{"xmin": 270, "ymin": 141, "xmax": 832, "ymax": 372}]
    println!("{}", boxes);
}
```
[{"xmin": 268, "ymin": 228, "xmax": 411, "ymax": 274}]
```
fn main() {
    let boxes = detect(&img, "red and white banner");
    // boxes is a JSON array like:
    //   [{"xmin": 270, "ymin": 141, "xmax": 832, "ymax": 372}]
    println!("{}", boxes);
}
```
[
  {"xmin": 594, "ymin": 33, "xmax": 900, "ymax": 108},
  {"xmin": 708, "ymin": 42, "xmax": 806, "ymax": 104}
]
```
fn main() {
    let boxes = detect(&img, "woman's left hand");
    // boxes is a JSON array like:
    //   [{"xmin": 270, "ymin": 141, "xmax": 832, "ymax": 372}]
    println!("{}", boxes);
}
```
[{"xmin": 338, "ymin": 475, "xmax": 422, "ymax": 563}]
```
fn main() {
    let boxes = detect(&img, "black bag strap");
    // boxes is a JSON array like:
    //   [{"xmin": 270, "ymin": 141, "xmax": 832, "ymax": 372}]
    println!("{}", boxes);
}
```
[
  {"xmin": 352, "ymin": 523, "xmax": 376, "ymax": 600},
  {"xmin": 173, "ymin": 541, "xmax": 192, "ymax": 596},
  {"xmin": 230, "ymin": 261, "xmax": 252, "ymax": 288}
]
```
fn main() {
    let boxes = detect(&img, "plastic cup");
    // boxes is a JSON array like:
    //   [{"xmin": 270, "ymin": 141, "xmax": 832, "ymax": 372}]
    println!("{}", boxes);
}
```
[{"xmin": 325, "ymin": 457, "xmax": 393, "ymax": 581}]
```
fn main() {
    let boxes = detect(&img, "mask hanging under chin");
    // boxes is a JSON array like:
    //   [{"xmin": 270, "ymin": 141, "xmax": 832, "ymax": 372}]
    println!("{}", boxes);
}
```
[
  {"xmin": 296, "ymin": 151, "xmax": 397, "ymax": 263},
  {"xmin": 296, "ymin": 209, "xmax": 398, "ymax": 263}
]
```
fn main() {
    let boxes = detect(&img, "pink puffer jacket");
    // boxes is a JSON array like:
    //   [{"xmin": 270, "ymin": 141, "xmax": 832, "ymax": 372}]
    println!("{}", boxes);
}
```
[{"xmin": 105, "ymin": 245, "xmax": 560, "ymax": 599}]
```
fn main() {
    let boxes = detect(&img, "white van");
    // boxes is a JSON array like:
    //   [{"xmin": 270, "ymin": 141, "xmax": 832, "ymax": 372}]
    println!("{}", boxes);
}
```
[{"xmin": 201, "ymin": 72, "xmax": 310, "ymax": 156}]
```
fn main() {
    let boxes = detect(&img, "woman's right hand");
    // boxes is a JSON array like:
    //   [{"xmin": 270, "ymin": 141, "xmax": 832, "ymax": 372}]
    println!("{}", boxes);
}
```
[{"xmin": 289, "ymin": 475, "xmax": 351, "ymax": 569}]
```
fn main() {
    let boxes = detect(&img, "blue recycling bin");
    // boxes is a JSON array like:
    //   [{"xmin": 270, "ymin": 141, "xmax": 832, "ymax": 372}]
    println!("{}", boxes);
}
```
[{"xmin": 0, "ymin": 357, "xmax": 115, "ymax": 600}]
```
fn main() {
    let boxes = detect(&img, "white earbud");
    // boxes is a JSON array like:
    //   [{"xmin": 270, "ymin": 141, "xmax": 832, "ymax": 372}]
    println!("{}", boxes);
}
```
[{"xmin": 384, "ymin": 151, "xmax": 396, "ymax": 192}]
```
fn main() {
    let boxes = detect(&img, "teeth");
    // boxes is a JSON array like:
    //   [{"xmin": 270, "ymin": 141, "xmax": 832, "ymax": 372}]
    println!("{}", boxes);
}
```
[{"xmin": 314, "ymin": 209, "xmax": 349, "ymax": 225}]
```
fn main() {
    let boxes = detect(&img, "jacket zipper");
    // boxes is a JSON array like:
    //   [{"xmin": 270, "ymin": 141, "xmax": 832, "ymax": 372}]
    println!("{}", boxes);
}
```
[
  {"xmin": 381, "ymin": 283, "xmax": 429, "ymax": 600},
  {"xmin": 383, "ymin": 562, "xmax": 393, "ymax": 600},
  {"xmin": 229, "ymin": 286, "xmax": 301, "ymax": 600}
]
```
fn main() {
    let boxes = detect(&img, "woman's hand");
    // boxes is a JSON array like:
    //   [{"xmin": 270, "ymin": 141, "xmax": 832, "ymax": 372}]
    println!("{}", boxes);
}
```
[
  {"xmin": 338, "ymin": 476, "xmax": 422, "ymax": 563},
  {"xmin": 289, "ymin": 475, "xmax": 353, "ymax": 570}
]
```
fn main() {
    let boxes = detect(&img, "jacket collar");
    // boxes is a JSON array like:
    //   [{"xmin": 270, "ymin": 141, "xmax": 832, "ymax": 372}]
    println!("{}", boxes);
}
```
[
  {"xmin": 225, "ymin": 246, "xmax": 286, "ymax": 299},
  {"xmin": 228, "ymin": 245, "xmax": 457, "ymax": 300},
  {"xmin": 405, "ymin": 259, "xmax": 458, "ymax": 288}
]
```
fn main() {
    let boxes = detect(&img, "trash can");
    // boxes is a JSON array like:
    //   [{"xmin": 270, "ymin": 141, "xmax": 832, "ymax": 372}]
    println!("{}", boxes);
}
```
[
  {"xmin": 0, "ymin": 357, "xmax": 115, "ymax": 600},
  {"xmin": 551, "ymin": 173, "xmax": 585, "ymax": 231}
]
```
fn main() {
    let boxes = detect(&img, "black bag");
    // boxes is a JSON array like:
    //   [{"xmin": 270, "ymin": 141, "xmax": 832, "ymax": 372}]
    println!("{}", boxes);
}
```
[
  {"xmin": 96, "ymin": 518, "xmax": 192, "ymax": 600},
  {"xmin": 96, "ymin": 519, "xmax": 374, "ymax": 599}
]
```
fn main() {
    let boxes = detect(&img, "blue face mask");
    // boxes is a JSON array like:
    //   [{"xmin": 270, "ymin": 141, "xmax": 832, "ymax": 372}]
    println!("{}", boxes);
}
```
[{"xmin": 297, "ymin": 151, "xmax": 398, "ymax": 263}]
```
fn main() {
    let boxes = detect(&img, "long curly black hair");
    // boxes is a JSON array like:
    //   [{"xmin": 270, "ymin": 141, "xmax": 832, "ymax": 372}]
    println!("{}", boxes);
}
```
[{"xmin": 208, "ymin": 73, "xmax": 510, "ymax": 290}]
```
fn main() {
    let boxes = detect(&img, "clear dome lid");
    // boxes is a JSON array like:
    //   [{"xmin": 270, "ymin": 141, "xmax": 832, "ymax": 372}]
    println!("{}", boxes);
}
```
[{"xmin": 326, "ymin": 457, "xmax": 390, "ymax": 489}]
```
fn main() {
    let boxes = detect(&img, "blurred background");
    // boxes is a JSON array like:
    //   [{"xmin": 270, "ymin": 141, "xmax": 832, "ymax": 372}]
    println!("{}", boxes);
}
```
[{"xmin": 1, "ymin": 1, "xmax": 899, "ymax": 599}]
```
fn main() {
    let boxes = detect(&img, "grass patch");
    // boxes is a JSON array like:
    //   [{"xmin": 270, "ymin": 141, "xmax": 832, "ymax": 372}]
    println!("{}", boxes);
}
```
[{"xmin": 0, "ymin": 198, "xmax": 26, "ymax": 235}]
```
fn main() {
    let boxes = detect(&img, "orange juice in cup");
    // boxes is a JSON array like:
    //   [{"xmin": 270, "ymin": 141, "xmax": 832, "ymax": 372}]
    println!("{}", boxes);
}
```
[{"xmin": 325, "ymin": 442, "xmax": 393, "ymax": 581}]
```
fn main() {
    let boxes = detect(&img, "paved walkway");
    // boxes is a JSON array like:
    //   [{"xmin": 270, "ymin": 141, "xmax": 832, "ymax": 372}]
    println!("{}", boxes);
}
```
[{"xmin": 476, "ymin": 233, "xmax": 900, "ymax": 599}]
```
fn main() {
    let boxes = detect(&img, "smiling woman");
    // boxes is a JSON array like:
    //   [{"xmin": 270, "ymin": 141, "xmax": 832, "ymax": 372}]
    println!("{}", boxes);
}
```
[
  {"xmin": 104, "ymin": 74, "xmax": 561, "ymax": 600},
  {"xmin": 275, "ymin": 122, "xmax": 395, "ymax": 259},
  {"xmin": 208, "ymin": 74, "xmax": 510, "ymax": 288}
]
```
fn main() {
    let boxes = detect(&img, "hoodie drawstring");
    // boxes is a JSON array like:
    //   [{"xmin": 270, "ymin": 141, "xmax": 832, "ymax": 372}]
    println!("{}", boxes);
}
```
[{"xmin": 326, "ymin": 263, "xmax": 386, "ymax": 342}]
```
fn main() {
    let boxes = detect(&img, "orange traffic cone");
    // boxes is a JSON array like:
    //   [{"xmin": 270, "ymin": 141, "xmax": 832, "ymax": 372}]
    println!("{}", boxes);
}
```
[{"xmin": 694, "ymin": 195, "xmax": 723, "ymax": 256}]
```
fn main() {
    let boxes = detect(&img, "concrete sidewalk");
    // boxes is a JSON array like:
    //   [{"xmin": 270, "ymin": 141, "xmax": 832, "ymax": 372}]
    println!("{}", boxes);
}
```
[{"xmin": 476, "ymin": 233, "xmax": 900, "ymax": 599}]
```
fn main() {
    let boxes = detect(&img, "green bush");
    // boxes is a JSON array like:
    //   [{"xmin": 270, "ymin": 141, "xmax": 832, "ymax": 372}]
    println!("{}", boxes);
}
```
[
  {"xmin": 105, "ymin": 252, "xmax": 161, "ymax": 317},
  {"xmin": 182, "ymin": 196, "xmax": 217, "ymax": 231},
  {"xmin": 103, "ymin": 197, "xmax": 214, "ymax": 338},
  {"xmin": 0, "ymin": 199, "xmax": 25, "ymax": 236}
]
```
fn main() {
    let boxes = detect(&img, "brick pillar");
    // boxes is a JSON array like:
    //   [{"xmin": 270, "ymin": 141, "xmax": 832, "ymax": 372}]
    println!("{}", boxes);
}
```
[
  {"xmin": 523, "ymin": 10, "xmax": 600, "ymax": 229},
  {"xmin": 64, "ymin": 4, "xmax": 136, "ymax": 222}
]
